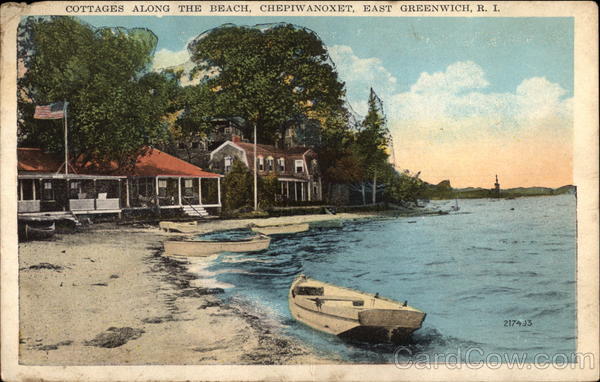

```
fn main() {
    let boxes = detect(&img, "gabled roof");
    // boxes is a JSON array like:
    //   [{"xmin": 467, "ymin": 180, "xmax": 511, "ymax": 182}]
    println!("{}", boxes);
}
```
[
  {"xmin": 17, "ymin": 148, "xmax": 63, "ymax": 173},
  {"xmin": 18, "ymin": 147, "xmax": 221, "ymax": 178}
]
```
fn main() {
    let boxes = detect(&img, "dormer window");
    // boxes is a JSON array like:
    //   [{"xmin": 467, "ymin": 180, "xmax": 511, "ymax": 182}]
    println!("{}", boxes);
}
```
[
  {"xmin": 295, "ymin": 159, "xmax": 304, "ymax": 173},
  {"xmin": 278, "ymin": 158, "xmax": 285, "ymax": 172},
  {"xmin": 266, "ymin": 157, "xmax": 274, "ymax": 171},
  {"xmin": 258, "ymin": 156, "xmax": 264, "ymax": 171},
  {"xmin": 224, "ymin": 156, "xmax": 232, "ymax": 173}
]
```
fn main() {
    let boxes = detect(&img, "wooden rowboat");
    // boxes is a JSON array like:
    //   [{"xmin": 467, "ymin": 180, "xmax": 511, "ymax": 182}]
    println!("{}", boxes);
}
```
[
  {"xmin": 21, "ymin": 222, "xmax": 56, "ymax": 241},
  {"xmin": 251, "ymin": 223, "xmax": 309, "ymax": 235},
  {"xmin": 289, "ymin": 275, "xmax": 426, "ymax": 344},
  {"xmin": 159, "ymin": 221, "xmax": 199, "ymax": 233},
  {"xmin": 308, "ymin": 219, "xmax": 343, "ymax": 229},
  {"xmin": 163, "ymin": 234, "xmax": 271, "ymax": 257}
]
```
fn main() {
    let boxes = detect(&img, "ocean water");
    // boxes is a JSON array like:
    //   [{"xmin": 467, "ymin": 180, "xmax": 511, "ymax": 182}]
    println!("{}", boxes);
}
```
[{"xmin": 192, "ymin": 194, "xmax": 577, "ymax": 363}]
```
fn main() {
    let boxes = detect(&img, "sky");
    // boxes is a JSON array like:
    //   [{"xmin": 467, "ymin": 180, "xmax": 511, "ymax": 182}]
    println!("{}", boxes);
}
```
[{"xmin": 78, "ymin": 16, "xmax": 574, "ymax": 188}]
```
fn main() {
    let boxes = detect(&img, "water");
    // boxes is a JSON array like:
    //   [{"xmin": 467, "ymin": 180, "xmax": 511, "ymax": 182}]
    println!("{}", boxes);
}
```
[{"xmin": 191, "ymin": 195, "xmax": 577, "ymax": 363}]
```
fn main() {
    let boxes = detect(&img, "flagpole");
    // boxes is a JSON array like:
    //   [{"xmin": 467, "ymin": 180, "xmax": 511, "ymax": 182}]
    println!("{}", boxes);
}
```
[{"xmin": 64, "ymin": 101, "xmax": 68, "ymax": 175}]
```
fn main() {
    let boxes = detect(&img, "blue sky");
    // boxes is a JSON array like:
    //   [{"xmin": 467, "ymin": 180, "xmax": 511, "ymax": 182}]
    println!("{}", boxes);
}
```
[
  {"xmin": 76, "ymin": 16, "xmax": 574, "ymax": 187},
  {"xmin": 79, "ymin": 16, "xmax": 573, "ymax": 97}
]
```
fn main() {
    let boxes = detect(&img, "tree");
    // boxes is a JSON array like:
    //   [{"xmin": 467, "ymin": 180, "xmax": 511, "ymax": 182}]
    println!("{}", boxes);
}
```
[
  {"xmin": 222, "ymin": 159, "xmax": 254, "ymax": 212},
  {"xmin": 188, "ymin": 23, "xmax": 346, "ymax": 143},
  {"xmin": 188, "ymin": 24, "xmax": 347, "ymax": 209},
  {"xmin": 355, "ymin": 88, "xmax": 390, "ymax": 204},
  {"xmin": 18, "ymin": 16, "xmax": 176, "ymax": 171}
]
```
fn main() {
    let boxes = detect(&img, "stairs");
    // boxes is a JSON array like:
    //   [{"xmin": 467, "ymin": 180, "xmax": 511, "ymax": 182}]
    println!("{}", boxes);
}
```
[{"xmin": 182, "ymin": 205, "xmax": 209, "ymax": 218}]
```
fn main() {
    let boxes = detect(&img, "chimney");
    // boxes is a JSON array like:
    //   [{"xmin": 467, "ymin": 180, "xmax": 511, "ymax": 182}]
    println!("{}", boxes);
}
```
[{"xmin": 232, "ymin": 135, "xmax": 241, "ymax": 143}]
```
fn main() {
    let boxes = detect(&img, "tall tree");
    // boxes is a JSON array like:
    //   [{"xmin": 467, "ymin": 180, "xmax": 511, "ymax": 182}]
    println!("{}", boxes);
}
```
[
  {"xmin": 188, "ymin": 23, "xmax": 346, "ymax": 209},
  {"xmin": 18, "ymin": 16, "xmax": 176, "ymax": 171},
  {"xmin": 356, "ymin": 88, "xmax": 390, "ymax": 204}
]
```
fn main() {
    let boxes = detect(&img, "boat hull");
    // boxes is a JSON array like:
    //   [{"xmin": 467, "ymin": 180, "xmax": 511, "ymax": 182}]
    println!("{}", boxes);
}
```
[
  {"xmin": 288, "ymin": 275, "xmax": 425, "ymax": 344},
  {"xmin": 159, "ymin": 221, "xmax": 199, "ymax": 233},
  {"xmin": 251, "ymin": 223, "xmax": 309, "ymax": 235},
  {"xmin": 308, "ymin": 220, "xmax": 343, "ymax": 229},
  {"xmin": 163, "ymin": 235, "xmax": 270, "ymax": 257},
  {"xmin": 20, "ymin": 222, "xmax": 55, "ymax": 241}
]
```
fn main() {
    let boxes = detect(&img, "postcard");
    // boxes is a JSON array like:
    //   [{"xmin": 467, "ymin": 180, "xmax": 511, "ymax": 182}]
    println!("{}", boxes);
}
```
[{"xmin": 1, "ymin": 1, "xmax": 598, "ymax": 381}]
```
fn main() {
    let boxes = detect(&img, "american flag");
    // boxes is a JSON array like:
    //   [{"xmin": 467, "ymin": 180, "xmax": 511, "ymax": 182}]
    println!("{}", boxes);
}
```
[{"xmin": 34, "ymin": 102, "xmax": 65, "ymax": 119}]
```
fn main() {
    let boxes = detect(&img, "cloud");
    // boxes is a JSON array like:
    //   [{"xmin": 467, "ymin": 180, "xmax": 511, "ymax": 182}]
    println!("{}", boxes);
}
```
[
  {"xmin": 152, "ymin": 48, "xmax": 190, "ymax": 71},
  {"xmin": 410, "ymin": 61, "xmax": 489, "ymax": 94},
  {"xmin": 384, "ymin": 61, "xmax": 573, "ymax": 187},
  {"xmin": 328, "ymin": 45, "xmax": 397, "ymax": 114}
]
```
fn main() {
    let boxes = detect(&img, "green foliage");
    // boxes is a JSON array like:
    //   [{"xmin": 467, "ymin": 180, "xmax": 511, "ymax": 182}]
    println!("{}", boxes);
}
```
[
  {"xmin": 18, "ymin": 16, "xmax": 176, "ymax": 170},
  {"xmin": 383, "ymin": 167, "xmax": 426, "ymax": 203},
  {"xmin": 355, "ymin": 88, "xmax": 390, "ymax": 179},
  {"xmin": 222, "ymin": 159, "xmax": 253, "ymax": 211},
  {"xmin": 187, "ymin": 24, "xmax": 346, "ymax": 143},
  {"xmin": 258, "ymin": 174, "xmax": 280, "ymax": 209}
]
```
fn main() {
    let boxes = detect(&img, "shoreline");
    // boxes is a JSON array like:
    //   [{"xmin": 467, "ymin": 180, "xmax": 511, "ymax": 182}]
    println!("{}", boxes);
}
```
[{"xmin": 19, "ymin": 211, "xmax": 400, "ymax": 365}]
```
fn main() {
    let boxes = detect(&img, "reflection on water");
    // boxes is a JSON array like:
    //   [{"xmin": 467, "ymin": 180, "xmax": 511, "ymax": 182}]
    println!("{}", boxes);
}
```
[{"xmin": 186, "ymin": 195, "xmax": 577, "ymax": 363}]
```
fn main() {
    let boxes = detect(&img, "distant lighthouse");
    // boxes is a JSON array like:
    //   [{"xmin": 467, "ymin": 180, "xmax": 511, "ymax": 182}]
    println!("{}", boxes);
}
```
[{"xmin": 493, "ymin": 175, "xmax": 501, "ymax": 198}]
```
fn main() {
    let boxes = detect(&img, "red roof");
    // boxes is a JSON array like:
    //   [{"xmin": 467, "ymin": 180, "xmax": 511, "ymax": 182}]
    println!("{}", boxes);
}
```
[
  {"xmin": 17, "ymin": 148, "xmax": 63, "ymax": 173},
  {"xmin": 18, "ymin": 147, "xmax": 221, "ymax": 178}
]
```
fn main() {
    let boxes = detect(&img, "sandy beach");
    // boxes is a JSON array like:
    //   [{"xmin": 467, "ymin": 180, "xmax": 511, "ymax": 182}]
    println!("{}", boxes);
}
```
[{"xmin": 18, "ymin": 213, "xmax": 370, "ymax": 365}]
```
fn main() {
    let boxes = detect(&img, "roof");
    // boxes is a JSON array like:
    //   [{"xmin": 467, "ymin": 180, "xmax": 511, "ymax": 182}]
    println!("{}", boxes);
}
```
[
  {"xmin": 233, "ymin": 142, "xmax": 312, "ymax": 163},
  {"xmin": 18, "ymin": 147, "xmax": 221, "ymax": 178},
  {"xmin": 17, "ymin": 148, "xmax": 63, "ymax": 173}
]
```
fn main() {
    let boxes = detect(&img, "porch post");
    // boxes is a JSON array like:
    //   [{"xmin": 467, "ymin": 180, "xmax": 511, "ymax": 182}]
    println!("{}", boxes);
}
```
[
  {"xmin": 294, "ymin": 182, "xmax": 298, "ymax": 201},
  {"xmin": 178, "ymin": 177, "xmax": 182, "ymax": 206},
  {"xmin": 217, "ymin": 177, "xmax": 221, "ymax": 206},
  {"xmin": 199, "ymin": 178, "xmax": 203, "ymax": 206},
  {"xmin": 301, "ymin": 182, "xmax": 305, "ymax": 201},
  {"xmin": 19, "ymin": 179, "xmax": 23, "ymax": 201},
  {"xmin": 93, "ymin": 178, "xmax": 97, "ymax": 210},
  {"xmin": 286, "ymin": 182, "xmax": 290, "ymax": 199},
  {"xmin": 32, "ymin": 179, "xmax": 36, "ymax": 200},
  {"xmin": 125, "ymin": 178, "xmax": 130, "ymax": 207},
  {"xmin": 308, "ymin": 180, "xmax": 311, "ymax": 201},
  {"xmin": 155, "ymin": 177, "xmax": 160, "ymax": 206}
]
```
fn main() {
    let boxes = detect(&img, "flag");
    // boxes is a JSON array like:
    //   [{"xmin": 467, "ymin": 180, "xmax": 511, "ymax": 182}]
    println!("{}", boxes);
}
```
[{"xmin": 34, "ymin": 102, "xmax": 65, "ymax": 119}]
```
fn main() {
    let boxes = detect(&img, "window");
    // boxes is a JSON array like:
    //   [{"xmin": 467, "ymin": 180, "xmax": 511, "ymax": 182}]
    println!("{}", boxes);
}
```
[
  {"xmin": 224, "ymin": 127, "xmax": 232, "ymax": 134},
  {"xmin": 266, "ymin": 157, "xmax": 274, "ymax": 171},
  {"xmin": 42, "ymin": 180, "xmax": 54, "ymax": 200},
  {"xmin": 158, "ymin": 179, "xmax": 167, "ymax": 197},
  {"xmin": 69, "ymin": 181, "xmax": 79, "ymax": 199},
  {"xmin": 224, "ymin": 156, "xmax": 232, "ymax": 173},
  {"xmin": 295, "ymin": 159, "xmax": 304, "ymax": 173},
  {"xmin": 183, "ymin": 179, "xmax": 194, "ymax": 197},
  {"xmin": 278, "ymin": 158, "xmax": 285, "ymax": 172},
  {"xmin": 258, "ymin": 156, "xmax": 264, "ymax": 171}
]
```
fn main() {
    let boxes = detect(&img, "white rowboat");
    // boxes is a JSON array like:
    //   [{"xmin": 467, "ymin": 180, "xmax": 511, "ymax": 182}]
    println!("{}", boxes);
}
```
[
  {"xmin": 251, "ymin": 223, "xmax": 309, "ymax": 235},
  {"xmin": 163, "ymin": 234, "xmax": 271, "ymax": 257},
  {"xmin": 289, "ymin": 275, "xmax": 426, "ymax": 343}
]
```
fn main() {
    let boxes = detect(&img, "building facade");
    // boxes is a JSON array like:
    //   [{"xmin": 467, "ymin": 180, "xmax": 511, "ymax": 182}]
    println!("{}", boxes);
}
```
[
  {"xmin": 17, "ymin": 147, "xmax": 222, "ymax": 219},
  {"xmin": 209, "ymin": 137, "xmax": 322, "ymax": 203}
]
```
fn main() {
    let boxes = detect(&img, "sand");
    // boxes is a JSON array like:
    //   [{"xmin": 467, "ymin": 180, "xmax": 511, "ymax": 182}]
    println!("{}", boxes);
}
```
[{"xmin": 18, "ymin": 213, "xmax": 371, "ymax": 365}]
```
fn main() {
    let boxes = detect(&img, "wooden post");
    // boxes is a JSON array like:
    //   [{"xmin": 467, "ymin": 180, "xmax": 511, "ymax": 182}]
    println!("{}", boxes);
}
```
[
  {"xmin": 125, "ymin": 178, "xmax": 130, "ymax": 207},
  {"xmin": 199, "ymin": 178, "xmax": 203, "ymax": 206},
  {"xmin": 294, "ymin": 182, "xmax": 298, "ymax": 201},
  {"xmin": 19, "ymin": 180, "xmax": 23, "ymax": 201},
  {"xmin": 178, "ymin": 177, "xmax": 182, "ymax": 206},
  {"xmin": 307, "ymin": 181, "xmax": 311, "ymax": 201},
  {"xmin": 301, "ymin": 182, "xmax": 305, "ymax": 201},
  {"xmin": 155, "ymin": 177, "xmax": 160, "ymax": 206},
  {"xmin": 32, "ymin": 179, "xmax": 36, "ymax": 200},
  {"xmin": 253, "ymin": 124, "xmax": 258, "ymax": 211},
  {"xmin": 217, "ymin": 177, "xmax": 221, "ymax": 206}
]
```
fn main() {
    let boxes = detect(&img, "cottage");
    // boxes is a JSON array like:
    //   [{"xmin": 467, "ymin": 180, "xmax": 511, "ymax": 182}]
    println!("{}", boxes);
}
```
[
  {"xmin": 209, "ymin": 137, "xmax": 322, "ymax": 203},
  {"xmin": 17, "ymin": 147, "xmax": 222, "ymax": 219}
]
